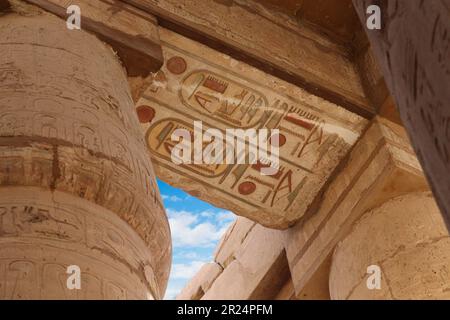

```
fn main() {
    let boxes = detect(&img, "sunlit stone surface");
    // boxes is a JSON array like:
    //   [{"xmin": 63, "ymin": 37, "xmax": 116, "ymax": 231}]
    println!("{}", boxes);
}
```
[
  {"xmin": 137, "ymin": 28, "xmax": 367, "ymax": 229},
  {"xmin": 0, "ymin": 9, "xmax": 170, "ymax": 299}
]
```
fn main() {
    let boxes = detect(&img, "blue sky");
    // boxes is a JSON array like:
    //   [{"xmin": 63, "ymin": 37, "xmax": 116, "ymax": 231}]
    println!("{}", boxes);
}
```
[{"xmin": 157, "ymin": 179, "xmax": 235, "ymax": 299}]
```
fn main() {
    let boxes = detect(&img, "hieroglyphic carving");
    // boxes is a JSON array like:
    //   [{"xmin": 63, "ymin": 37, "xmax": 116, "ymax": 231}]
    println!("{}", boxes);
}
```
[
  {"xmin": 147, "ymin": 118, "xmax": 230, "ymax": 178},
  {"xmin": 0, "ymin": 188, "xmax": 159, "ymax": 299},
  {"xmin": 0, "ymin": 247, "xmax": 147, "ymax": 300},
  {"xmin": 167, "ymin": 56, "xmax": 187, "ymax": 75},
  {"xmin": 0, "ymin": 13, "xmax": 170, "ymax": 297},
  {"xmin": 180, "ymin": 70, "xmax": 269, "ymax": 128},
  {"xmin": 138, "ymin": 28, "xmax": 367, "ymax": 228}
]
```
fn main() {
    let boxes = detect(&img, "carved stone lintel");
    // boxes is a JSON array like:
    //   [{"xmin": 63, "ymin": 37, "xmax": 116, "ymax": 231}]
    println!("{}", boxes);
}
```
[
  {"xmin": 123, "ymin": 0, "xmax": 374, "ymax": 118},
  {"xmin": 137, "ymin": 28, "xmax": 368, "ymax": 229}
]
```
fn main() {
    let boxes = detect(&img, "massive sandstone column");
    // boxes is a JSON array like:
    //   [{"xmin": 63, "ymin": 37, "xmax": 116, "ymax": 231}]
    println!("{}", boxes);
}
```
[
  {"xmin": 0, "ymin": 10, "xmax": 171, "ymax": 299},
  {"xmin": 352, "ymin": 0, "xmax": 450, "ymax": 228},
  {"xmin": 330, "ymin": 192, "xmax": 450, "ymax": 299}
]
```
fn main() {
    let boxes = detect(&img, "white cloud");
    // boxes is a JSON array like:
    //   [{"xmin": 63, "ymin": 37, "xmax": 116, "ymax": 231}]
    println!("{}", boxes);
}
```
[
  {"xmin": 162, "ymin": 208, "xmax": 236, "ymax": 299},
  {"xmin": 198, "ymin": 210, "xmax": 235, "ymax": 224},
  {"xmin": 168, "ymin": 209, "xmax": 234, "ymax": 248},
  {"xmin": 200, "ymin": 211, "xmax": 214, "ymax": 218},
  {"xmin": 174, "ymin": 251, "xmax": 209, "ymax": 260},
  {"xmin": 164, "ymin": 281, "xmax": 186, "ymax": 300},
  {"xmin": 171, "ymin": 260, "xmax": 207, "ymax": 279},
  {"xmin": 215, "ymin": 210, "xmax": 235, "ymax": 224},
  {"xmin": 164, "ymin": 260, "xmax": 209, "ymax": 299},
  {"xmin": 162, "ymin": 194, "xmax": 184, "ymax": 202}
]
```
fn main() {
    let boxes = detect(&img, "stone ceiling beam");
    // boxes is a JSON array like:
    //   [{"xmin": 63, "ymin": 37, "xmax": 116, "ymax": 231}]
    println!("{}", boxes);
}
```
[
  {"xmin": 285, "ymin": 117, "xmax": 429, "ymax": 295},
  {"xmin": 123, "ymin": 0, "xmax": 374, "ymax": 118},
  {"xmin": 137, "ymin": 28, "xmax": 368, "ymax": 229},
  {"xmin": 23, "ymin": 0, "xmax": 164, "ymax": 77},
  {"xmin": 183, "ymin": 117, "xmax": 444, "ymax": 300}
]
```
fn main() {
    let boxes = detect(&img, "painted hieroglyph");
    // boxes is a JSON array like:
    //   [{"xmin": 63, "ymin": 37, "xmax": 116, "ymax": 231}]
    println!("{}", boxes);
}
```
[{"xmin": 137, "ymin": 28, "xmax": 368, "ymax": 228}]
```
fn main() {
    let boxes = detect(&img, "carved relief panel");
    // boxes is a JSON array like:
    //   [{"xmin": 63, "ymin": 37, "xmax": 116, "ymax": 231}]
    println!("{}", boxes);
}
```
[{"xmin": 138, "ymin": 28, "xmax": 368, "ymax": 228}]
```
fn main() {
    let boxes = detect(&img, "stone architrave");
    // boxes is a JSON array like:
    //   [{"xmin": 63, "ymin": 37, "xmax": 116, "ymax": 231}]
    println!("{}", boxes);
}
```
[
  {"xmin": 124, "ymin": 0, "xmax": 373, "ymax": 117},
  {"xmin": 137, "ymin": 28, "xmax": 368, "ymax": 229},
  {"xmin": 180, "ymin": 118, "xmax": 450, "ymax": 300}
]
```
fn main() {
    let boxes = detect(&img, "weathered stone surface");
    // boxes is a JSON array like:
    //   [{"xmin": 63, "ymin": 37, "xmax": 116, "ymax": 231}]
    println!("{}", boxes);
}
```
[
  {"xmin": 296, "ymin": 254, "xmax": 332, "ymax": 300},
  {"xmin": 274, "ymin": 278, "xmax": 295, "ymax": 300},
  {"xmin": 201, "ymin": 222, "xmax": 286, "ymax": 300},
  {"xmin": 179, "ymin": 119, "xmax": 450, "ymax": 299},
  {"xmin": 177, "ymin": 118, "xmax": 447, "ymax": 300},
  {"xmin": 124, "ymin": 0, "xmax": 373, "ymax": 116},
  {"xmin": 182, "ymin": 117, "xmax": 437, "ymax": 300},
  {"xmin": 23, "ymin": 0, "xmax": 163, "ymax": 77},
  {"xmin": 3, "ymin": 0, "xmax": 447, "ymax": 302},
  {"xmin": 353, "ymin": 0, "xmax": 450, "ymax": 228},
  {"xmin": 176, "ymin": 262, "xmax": 223, "ymax": 300},
  {"xmin": 214, "ymin": 217, "xmax": 255, "ymax": 268},
  {"xmin": 0, "ymin": 188, "xmax": 158, "ymax": 299},
  {"xmin": 0, "ymin": 0, "xmax": 9, "ymax": 11},
  {"xmin": 137, "ymin": 27, "xmax": 367, "ymax": 229},
  {"xmin": 284, "ymin": 117, "xmax": 428, "ymax": 295},
  {"xmin": 330, "ymin": 192, "xmax": 450, "ymax": 299},
  {"xmin": 353, "ymin": 36, "xmax": 400, "ymax": 124},
  {"xmin": 0, "ymin": 10, "xmax": 170, "ymax": 298}
]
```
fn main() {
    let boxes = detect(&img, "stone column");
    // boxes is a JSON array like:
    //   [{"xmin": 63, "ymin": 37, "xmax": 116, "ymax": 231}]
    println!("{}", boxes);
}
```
[
  {"xmin": 0, "ymin": 9, "xmax": 171, "ymax": 299},
  {"xmin": 330, "ymin": 192, "xmax": 450, "ymax": 299},
  {"xmin": 352, "ymin": 0, "xmax": 450, "ymax": 228}
]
